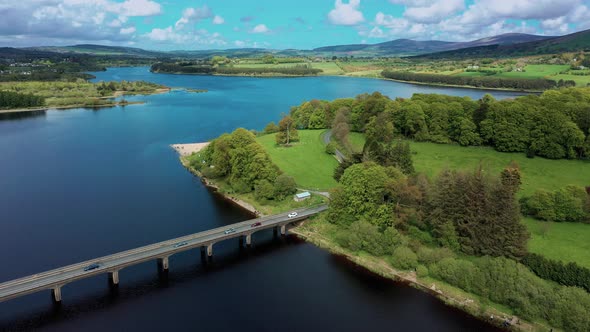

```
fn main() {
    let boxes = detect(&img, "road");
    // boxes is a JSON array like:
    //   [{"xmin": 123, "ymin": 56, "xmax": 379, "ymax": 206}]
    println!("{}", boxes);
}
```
[
  {"xmin": 0, "ymin": 205, "xmax": 328, "ymax": 303},
  {"xmin": 322, "ymin": 130, "xmax": 346, "ymax": 163}
]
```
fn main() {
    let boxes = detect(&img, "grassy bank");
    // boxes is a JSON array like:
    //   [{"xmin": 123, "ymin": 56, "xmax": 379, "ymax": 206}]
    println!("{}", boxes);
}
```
[{"xmin": 181, "ymin": 156, "xmax": 327, "ymax": 216}]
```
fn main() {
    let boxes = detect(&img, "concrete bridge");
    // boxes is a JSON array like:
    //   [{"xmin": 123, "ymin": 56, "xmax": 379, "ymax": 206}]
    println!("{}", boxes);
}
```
[{"xmin": 0, "ymin": 205, "xmax": 327, "ymax": 304}]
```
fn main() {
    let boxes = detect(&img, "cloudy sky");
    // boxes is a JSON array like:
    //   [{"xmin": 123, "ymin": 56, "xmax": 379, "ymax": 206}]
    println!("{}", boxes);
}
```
[{"xmin": 1, "ymin": 0, "xmax": 589, "ymax": 50}]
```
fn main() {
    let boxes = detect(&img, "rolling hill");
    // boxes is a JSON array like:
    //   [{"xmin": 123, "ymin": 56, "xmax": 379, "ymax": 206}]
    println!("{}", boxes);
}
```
[
  {"xmin": 312, "ymin": 33, "xmax": 552, "ymax": 57},
  {"xmin": 412, "ymin": 29, "xmax": 590, "ymax": 59}
]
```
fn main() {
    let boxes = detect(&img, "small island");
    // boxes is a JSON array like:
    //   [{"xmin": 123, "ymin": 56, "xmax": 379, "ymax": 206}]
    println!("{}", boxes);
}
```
[{"xmin": 0, "ymin": 80, "xmax": 170, "ymax": 113}]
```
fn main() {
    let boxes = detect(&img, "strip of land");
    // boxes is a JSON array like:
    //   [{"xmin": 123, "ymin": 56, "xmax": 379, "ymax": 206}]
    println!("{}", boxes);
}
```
[{"xmin": 171, "ymin": 142, "xmax": 210, "ymax": 156}]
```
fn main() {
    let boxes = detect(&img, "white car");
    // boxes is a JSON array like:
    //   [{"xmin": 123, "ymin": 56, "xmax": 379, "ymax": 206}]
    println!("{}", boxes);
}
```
[
  {"xmin": 224, "ymin": 228, "xmax": 236, "ymax": 234},
  {"xmin": 288, "ymin": 212, "xmax": 298, "ymax": 218}
]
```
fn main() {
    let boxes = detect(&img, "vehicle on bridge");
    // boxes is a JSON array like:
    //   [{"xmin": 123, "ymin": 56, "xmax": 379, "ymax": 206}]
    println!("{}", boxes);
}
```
[
  {"xmin": 83, "ymin": 263, "xmax": 101, "ymax": 272},
  {"xmin": 250, "ymin": 222, "xmax": 262, "ymax": 227},
  {"xmin": 288, "ymin": 212, "xmax": 298, "ymax": 218},
  {"xmin": 224, "ymin": 228, "xmax": 236, "ymax": 234},
  {"xmin": 173, "ymin": 241, "xmax": 188, "ymax": 248}
]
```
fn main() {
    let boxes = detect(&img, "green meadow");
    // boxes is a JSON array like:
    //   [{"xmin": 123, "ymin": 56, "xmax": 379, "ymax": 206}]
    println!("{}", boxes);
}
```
[{"xmin": 267, "ymin": 130, "xmax": 590, "ymax": 268}]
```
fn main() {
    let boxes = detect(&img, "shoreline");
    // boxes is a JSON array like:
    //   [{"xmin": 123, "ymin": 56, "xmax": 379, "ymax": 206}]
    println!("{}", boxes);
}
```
[
  {"xmin": 151, "ymin": 69, "xmax": 540, "ymax": 93},
  {"xmin": 0, "ymin": 101, "xmax": 144, "ymax": 114},
  {"xmin": 378, "ymin": 77, "xmax": 542, "ymax": 93},
  {"xmin": 173, "ymin": 143, "xmax": 262, "ymax": 217},
  {"xmin": 0, "ymin": 88, "xmax": 171, "ymax": 114},
  {"xmin": 290, "ymin": 223, "xmax": 546, "ymax": 332}
]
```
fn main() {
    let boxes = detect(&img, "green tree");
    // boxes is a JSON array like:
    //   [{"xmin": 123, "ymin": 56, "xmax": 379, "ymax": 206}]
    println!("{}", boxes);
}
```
[
  {"xmin": 273, "ymin": 174, "xmax": 297, "ymax": 200},
  {"xmin": 275, "ymin": 115, "xmax": 299, "ymax": 145},
  {"xmin": 264, "ymin": 121, "xmax": 279, "ymax": 134}
]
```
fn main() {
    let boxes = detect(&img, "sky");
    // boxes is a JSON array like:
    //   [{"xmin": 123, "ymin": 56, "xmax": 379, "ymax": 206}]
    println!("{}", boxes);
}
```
[{"xmin": 1, "ymin": 0, "xmax": 590, "ymax": 50}]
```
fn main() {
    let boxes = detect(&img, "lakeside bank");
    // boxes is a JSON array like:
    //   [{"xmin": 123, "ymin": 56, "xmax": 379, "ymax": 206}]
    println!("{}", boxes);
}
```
[
  {"xmin": 173, "ymin": 142, "xmax": 262, "ymax": 217},
  {"xmin": 151, "ymin": 69, "xmax": 543, "ymax": 93}
]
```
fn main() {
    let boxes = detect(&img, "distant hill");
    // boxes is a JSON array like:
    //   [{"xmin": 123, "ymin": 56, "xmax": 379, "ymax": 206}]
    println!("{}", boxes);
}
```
[
  {"xmin": 412, "ymin": 29, "xmax": 590, "ymax": 59},
  {"xmin": 2, "ymin": 30, "xmax": 585, "ymax": 62},
  {"xmin": 26, "ymin": 44, "xmax": 168, "ymax": 57},
  {"xmin": 312, "ymin": 33, "xmax": 552, "ymax": 57}
]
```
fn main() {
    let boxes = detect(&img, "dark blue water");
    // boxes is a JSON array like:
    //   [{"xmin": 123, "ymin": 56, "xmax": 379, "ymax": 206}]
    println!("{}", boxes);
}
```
[{"xmin": 0, "ymin": 68, "xmax": 514, "ymax": 331}]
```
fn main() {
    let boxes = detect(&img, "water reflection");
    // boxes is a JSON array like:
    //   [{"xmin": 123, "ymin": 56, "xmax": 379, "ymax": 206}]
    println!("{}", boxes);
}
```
[{"xmin": 0, "ymin": 110, "xmax": 46, "ymax": 121}]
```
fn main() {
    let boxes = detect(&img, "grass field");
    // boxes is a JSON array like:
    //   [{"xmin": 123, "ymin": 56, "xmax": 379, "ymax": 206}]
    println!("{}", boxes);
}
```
[
  {"xmin": 455, "ymin": 71, "xmax": 488, "ymax": 77},
  {"xmin": 496, "ymin": 64, "xmax": 570, "ymax": 79},
  {"xmin": 552, "ymin": 73, "xmax": 590, "ymax": 87},
  {"xmin": 283, "ymin": 130, "xmax": 590, "ymax": 267},
  {"xmin": 347, "ymin": 133, "xmax": 590, "ymax": 196},
  {"xmin": 524, "ymin": 217, "xmax": 590, "ymax": 268},
  {"xmin": 312, "ymin": 62, "xmax": 345, "ymax": 75},
  {"xmin": 257, "ymin": 130, "xmax": 339, "ymax": 190}
]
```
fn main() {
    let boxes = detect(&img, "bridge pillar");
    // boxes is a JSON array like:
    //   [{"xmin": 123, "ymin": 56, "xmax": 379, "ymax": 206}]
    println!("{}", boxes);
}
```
[
  {"xmin": 109, "ymin": 271, "xmax": 120, "ymax": 285},
  {"xmin": 245, "ymin": 234, "xmax": 252, "ymax": 247},
  {"xmin": 207, "ymin": 243, "xmax": 213, "ymax": 257},
  {"xmin": 51, "ymin": 287, "xmax": 62, "ymax": 303},
  {"xmin": 157, "ymin": 257, "xmax": 169, "ymax": 271},
  {"xmin": 280, "ymin": 225, "xmax": 287, "ymax": 236},
  {"xmin": 273, "ymin": 226, "xmax": 278, "ymax": 237}
]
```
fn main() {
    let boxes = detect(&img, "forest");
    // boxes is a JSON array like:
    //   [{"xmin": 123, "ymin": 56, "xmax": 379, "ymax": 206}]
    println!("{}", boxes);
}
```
[
  {"xmin": 381, "ymin": 70, "xmax": 572, "ymax": 90},
  {"xmin": 0, "ymin": 90, "xmax": 45, "ymax": 109},
  {"xmin": 288, "ymin": 88, "xmax": 590, "ymax": 160}
]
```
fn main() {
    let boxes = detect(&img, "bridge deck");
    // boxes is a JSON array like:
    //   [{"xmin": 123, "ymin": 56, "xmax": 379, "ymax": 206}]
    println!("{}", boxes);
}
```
[{"xmin": 0, "ymin": 205, "xmax": 327, "ymax": 303}]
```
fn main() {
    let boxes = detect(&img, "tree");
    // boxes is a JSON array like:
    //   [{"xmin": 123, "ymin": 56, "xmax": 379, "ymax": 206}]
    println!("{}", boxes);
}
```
[
  {"xmin": 275, "ymin": 115, "xmax": 299, "ymax": 145},
  {"xmin": 274, "ymin": 174, "xmax": 297, "ymax": 200},
  {"xmin": 264, "ymin": 121, "xmax": 279, "ymax": 134},
  {"xmin": 332, "ymin": 107, "xmax": 352, "ymax": 152},
  {"xmin": 427, "ymin": 166, "xmax": 528, "ymax": 258},
  {"xmin": 328, "ymin": 162, "xmax": 397, "ymax": 227},
  {"xmin": 254, "ymin": 180, "xmax": 275, "ymax": 201}
]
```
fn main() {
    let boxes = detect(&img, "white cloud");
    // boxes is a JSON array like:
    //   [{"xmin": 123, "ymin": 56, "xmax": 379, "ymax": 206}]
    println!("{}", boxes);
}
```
[
  {"xmin": 110, "ymin": 0, "xmax": 161, "ymax": 16},
  {"xmin": 368, "ymin": 26, "xmax": 385, "ymax": 38},
  {"xmin": 120, "ymin": 26, "xmax": 136, "ymax": 35},
  {"xmin": 328, "ymin": 0, "xmax": 365, "ymax": 26},
  {"xmin": 375, "ymin": 12, "xmax": 409, "ymax": 29},
  {"xmin": 541, "ymin": 16, "xmax": 569, "ymax": 35},
  {"xmin": 175, "ymin": 6, "xmax": 213, "ymax": 29},
  {"xmin": 143, "ymin": 26, "xmax": 226, "ymax": 47},
  {"xmin": 145, "ymin": 26, "xmax": 177, "ymax": 42},
  {"xmin": 251, "ymin": 24, "xmax": 270, "ymax": 33},
  {"xmin": 402, "ymin": 0, "xmax": 465, "ymax": 24},
  {"xmin": 234, "ymin": 40, "xmax": 246, "ymax": 47},
  {"xmin": 213, "ymin": 15, "xmax": 225, "ymax": 24}
]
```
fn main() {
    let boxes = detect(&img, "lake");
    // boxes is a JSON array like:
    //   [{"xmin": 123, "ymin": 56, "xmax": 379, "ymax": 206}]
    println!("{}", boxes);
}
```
[{"xmin": 0, "ymin": 67, "xmax": 520, "ymax": 331}]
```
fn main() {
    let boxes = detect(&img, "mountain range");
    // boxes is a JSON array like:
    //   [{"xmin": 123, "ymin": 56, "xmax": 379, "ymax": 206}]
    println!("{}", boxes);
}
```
[
  {"xmin": 1, "ymin": 29, "xmax": 589, "ymax": 60},
  {"xmin": 312, "ymin": 33, "xmax": 553, "ymax": 56}
]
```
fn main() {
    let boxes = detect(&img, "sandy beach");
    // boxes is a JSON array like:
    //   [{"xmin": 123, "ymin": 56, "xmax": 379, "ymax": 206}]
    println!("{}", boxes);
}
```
[{"xmin": 171, "ymin": 142, "xmax": 210, "ymax": 156}]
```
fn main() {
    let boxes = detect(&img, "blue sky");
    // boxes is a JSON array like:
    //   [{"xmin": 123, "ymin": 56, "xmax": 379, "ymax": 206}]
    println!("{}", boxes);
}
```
[{"xmin": 1, "ymin": 0, "xmax": 589, "ymax": 50}]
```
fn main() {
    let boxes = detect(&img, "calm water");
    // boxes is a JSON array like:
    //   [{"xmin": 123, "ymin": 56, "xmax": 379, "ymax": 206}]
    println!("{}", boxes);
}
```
[{"xmin": 0, "ymin": 67, "xmax": 520, "ymax": 331}]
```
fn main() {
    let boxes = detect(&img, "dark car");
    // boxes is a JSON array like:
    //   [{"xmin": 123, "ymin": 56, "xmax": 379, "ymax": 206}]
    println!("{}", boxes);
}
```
[
  {"xmin": 83, "ymin": 263, "xmax": 100, "ymax": 272},
  {"xmin": 250, "ymin": 222, "xmax": 262, "ymax": 227}
]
